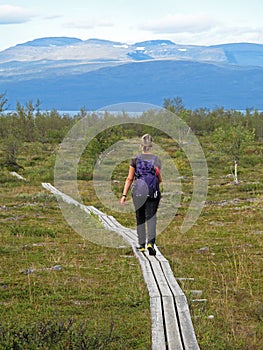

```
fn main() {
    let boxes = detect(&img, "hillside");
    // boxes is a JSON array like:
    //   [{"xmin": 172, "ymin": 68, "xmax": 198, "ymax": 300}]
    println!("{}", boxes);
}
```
[
  {"xmin": 0, "ymin": 37, "xmax": 263, "ymax": 110},
  {"xmin": 1, "ymin": 59, "xmax": 262, "ymax": 110}
]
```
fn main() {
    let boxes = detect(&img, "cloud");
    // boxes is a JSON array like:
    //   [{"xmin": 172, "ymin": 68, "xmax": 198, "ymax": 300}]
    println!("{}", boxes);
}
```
[
  {"xmin": 211, "ymin": 25, "xmax": 263, "ymax": 44},
  {"xmin": 44, "ymin": 14, "xmax": 63, "ymax": 21},
  {"xmin": 138, "ymin": 13, "xmax": 263, "ymax": 45},
  {"xmin": 64, "ymin": 18, "xmax": 114, "ymax": 30},
  {"xmin": 0, "ymin": 5, "xmax": 37, "ymax": 25},
  {"xmin": 159, "ymin": 24, "xmax": 263, "ymax": 46},
  {"xmin": 140, "ymin": 13, "xmax": 220, "ymax": 34}
]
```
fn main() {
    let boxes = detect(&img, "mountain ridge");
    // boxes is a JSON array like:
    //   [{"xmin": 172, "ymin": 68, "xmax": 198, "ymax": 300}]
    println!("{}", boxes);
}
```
[
  {"xmin": 0, "ymin": 37, "xmax": 263, "ymax": 110},
  {"xmin": 1, "ymin": 37, "xmax": 263, "ymax": 66}
]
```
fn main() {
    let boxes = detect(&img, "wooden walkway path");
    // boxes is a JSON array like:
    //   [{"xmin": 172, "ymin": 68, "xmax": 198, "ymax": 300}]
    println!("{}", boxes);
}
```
[{"xmin": 42, "ymin": 183, "xmax": 200, "ymax": 350}]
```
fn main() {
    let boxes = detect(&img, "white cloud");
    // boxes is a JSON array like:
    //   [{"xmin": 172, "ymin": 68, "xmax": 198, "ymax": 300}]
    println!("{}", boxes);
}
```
[
  {"xmin": 138, "ymin": 13, "xmax": 263, "ymax": 45},
  {"xmin": 64, "ymin": 18, "xmax": 114, "ymax": 30},
  {"xmin": 140, "ymin": 13, "xmax": 221, "ymax": 34},
  {"xmin": 0, "ymin": 5, "xmax": 38, "ymax": 25},
  {"xmin": 160, "ymin": 24, "xmax": 263, "ymax": 46},
  {"xmin": 44, "ymin": 14, "xmax": 63, "ymax": 20},
  {"xmin": 215, "ymin": 26, "xmax": 263, "ymax": 45}
]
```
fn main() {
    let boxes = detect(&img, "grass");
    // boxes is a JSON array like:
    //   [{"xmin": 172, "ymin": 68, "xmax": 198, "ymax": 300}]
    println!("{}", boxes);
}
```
[
  {"xmin": 0, "ymin": 187, "xmax": 151, "ymax": 349},
  {"xmin": 1, "ymin": 135, "xmax": 263, "ymax": 349}
]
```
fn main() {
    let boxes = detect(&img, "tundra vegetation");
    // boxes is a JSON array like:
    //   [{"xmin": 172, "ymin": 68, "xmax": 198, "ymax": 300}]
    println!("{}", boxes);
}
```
[{"xmin": 0, "ymin": 95, "xmax": 262, "ymax": 349}]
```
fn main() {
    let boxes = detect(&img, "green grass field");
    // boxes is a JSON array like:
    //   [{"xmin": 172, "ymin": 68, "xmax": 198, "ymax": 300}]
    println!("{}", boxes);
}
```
[{"xmin": 0, "ymin": 131, "xmax": 263, "ymax": 349}]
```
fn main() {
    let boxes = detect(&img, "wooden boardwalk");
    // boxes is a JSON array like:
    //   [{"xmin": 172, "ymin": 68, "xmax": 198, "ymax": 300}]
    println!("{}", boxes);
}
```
[{"xmin": 42, "ymin": 183, "xmax": 200, "ymax": 350}]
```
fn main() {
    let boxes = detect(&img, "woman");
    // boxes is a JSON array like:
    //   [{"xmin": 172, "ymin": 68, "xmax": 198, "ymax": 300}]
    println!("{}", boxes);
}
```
[{"xmin": 120, "ymin": 134, "xmax": 162, "ymax": 255}]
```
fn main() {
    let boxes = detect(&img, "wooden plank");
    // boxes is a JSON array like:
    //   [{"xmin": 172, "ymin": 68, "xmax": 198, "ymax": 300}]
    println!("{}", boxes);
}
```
[
  {"xmin": 174, "ymin": 295, "xmax": 200, "ymax": 350},
  {"xmin": 148, "ymin": 258, "xmax": 185, "ymax": 349},
  {"xmin": 158, "ymin": 259, "xmax": 200, "ymax": 349},
  {"xmin": 133, "ymin": 248, "xmax": 160, "ymax": 298},
  {"xmin": 88, "ymin": 214, "xmax": 135, "ymax": 246},
  {"xmin": 149, "ymin": 258, "xmax": 173, "ymax": 298},
  {"xmin": 42, "ymin": 183, "xmax": 81, "ymax": 207},
  {"xmin": 154, "ymin": 257, "xmax": 199, "ymax": 349},
  {"xmin": 176, "ymin": 278, "xmax": 195, "ymax": 281},
  {"xmin": 150, "ymin": 297, "xmax": 166, "ymax": 350},
  {"xmin": 162, "ymin": 296, "xmax": 184, "ymax": 350},
  {"xmin": 104, "ymin": 215, "xmax": 137, "ymax": 243},
  {"xmin": 154, "ymin": 247, "xmax": 168, "ymax": 262},
  {"xmin": 159, "ymin": 260, "xmax": 185, "ymax": 297}
]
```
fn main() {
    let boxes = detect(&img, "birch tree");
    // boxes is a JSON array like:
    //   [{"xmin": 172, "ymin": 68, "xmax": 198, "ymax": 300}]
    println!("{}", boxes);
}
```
[
  {"xmin": 0, "ymin": 92, "xmax": 8, "ymax": 112},
  {"xmin": 212, "ymin": 125, "xmax": 255, "ymax": 184}
]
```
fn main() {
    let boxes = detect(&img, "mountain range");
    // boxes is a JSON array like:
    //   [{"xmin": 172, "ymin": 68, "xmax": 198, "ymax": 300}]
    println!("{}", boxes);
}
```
[{"xmin": 0, "ymin": 37, "xmax": 263, "ymax": 111}]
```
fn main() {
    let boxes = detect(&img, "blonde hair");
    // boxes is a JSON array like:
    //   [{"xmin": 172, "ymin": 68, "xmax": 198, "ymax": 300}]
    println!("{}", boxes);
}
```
[{"xmin": 141, "ymin": 133, "xmax": 153, "ymax": 152}]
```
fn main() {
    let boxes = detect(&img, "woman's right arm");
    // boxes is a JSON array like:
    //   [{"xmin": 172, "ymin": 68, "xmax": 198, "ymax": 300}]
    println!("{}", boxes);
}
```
[{"xmin": 120, "ymin": 166, "xmax": 135, "ymax": 205}]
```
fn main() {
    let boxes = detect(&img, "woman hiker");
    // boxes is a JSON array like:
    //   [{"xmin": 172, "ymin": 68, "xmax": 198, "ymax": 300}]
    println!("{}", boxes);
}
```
[{"xmin": 120, "ymin": 134, "xmax": 162, "ymax": 256}]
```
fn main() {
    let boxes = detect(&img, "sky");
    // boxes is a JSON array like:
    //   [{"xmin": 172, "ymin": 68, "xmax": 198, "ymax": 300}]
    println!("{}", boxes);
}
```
[{"xmin": 0, "ymin": 0, "xmax": 263, "ymax": 51}]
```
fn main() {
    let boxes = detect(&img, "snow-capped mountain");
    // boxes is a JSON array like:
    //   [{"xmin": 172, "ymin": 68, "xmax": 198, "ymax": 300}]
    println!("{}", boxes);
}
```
[{"xmin": 0, "ymin": 37, "xmax": 263, "ymax": 110}]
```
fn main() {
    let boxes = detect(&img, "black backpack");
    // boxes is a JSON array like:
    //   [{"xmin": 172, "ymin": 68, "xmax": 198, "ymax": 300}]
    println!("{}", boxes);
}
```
[{"xmin": 132, "ymin": 155, "xmax": 160, "ymax": 200}]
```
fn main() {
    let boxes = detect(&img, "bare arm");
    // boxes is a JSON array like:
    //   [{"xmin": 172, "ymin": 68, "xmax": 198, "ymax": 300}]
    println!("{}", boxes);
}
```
[
  {"xmin": 155, "ymin": 165, "xmax": 162, "ymax": 184},
  {"xmin": 120, "ymin": 166, "xmax": 135, "ymax": 205},
  {"xmin": 157, "ymin": 170, "xmax": 162, "ymax": 184}
]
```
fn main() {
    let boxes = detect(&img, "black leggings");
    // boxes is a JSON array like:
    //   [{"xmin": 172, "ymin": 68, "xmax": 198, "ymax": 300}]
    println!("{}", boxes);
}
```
[{"xmin": 133, "ymin": 197, "xmax": 160, "ymax": 246}]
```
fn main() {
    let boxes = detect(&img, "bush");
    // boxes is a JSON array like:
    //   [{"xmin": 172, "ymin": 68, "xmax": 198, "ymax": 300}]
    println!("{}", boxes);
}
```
[
  {"xmin": 0, "ymin": 318, "xmax": 114, "ymax": 350},
  {"xmin": 9, "ymin": 225, "xmax": 57, "ymax": 238}
]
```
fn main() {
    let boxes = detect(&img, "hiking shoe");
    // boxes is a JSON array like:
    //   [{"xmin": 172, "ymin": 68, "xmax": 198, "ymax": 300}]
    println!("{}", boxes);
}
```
[
  {"xmin": 136, "ymin": 245, "xmax": 145, "ymax": 252},
  {"xmin": 147, "ymin": 243, "xmax": 156, "ymax": 256}
]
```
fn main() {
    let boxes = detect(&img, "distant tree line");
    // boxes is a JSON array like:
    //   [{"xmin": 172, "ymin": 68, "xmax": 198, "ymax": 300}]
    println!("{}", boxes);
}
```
[
  {"xmin": 163, "ymin": 96, "xmax": 263, "ymax": 140},
  {"xmin": 0, "ymin": 93, "xmax": 261, "ymax": 174},
  {"xmin": 0, "ymin": 96, "xmax": 75, "ymax": 144},
  {"xmin": 164, "ymin": 97, "xmax": 259, "ymax": 183},
  {"xmin": 0, "ymin": 95, "xmax": 76, "ymax": 168}
]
